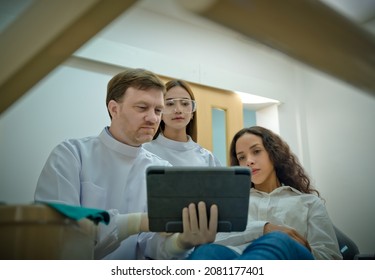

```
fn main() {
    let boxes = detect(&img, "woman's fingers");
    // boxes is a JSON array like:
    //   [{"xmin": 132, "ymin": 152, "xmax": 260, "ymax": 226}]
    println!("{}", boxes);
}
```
[{"xmin": 264, "ymin": 223, "xmax": 310, "ymax": 250}]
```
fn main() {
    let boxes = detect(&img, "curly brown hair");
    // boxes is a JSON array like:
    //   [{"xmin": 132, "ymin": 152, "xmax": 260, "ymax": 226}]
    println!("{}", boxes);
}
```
[{"xmin": 229, "ymin": 126, "xmax": 320, "ymax": 196}]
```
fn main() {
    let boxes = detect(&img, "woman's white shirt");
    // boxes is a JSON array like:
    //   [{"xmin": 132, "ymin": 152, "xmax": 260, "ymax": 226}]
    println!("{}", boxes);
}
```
[
  {"xmin": 143, "ymin": 133, "xmax": 221, "ymax": 166},
  {"xmin": 215, "ymin": 186, "xmax": 342, "ymax": 260}
]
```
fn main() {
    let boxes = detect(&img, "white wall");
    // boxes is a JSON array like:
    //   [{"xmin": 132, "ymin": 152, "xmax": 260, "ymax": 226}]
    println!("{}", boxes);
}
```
[
  {"xmin": 0, "ymin": 64, "xmax": 112, "ymax": 204},
  {"xmin": 301, "ymin": 67, "xmax": 375, "ymax": 254},
  {"xmin": 1, "ymin": 0, "xmax": 374, "ymax": 253},
  {"xmin": 256, "ymin": 104, "xmax": 280, "ymax": 134}
]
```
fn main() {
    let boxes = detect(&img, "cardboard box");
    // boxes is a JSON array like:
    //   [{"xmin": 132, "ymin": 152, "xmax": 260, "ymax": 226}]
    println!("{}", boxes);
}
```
[{"xmin": 0, "ymin": 204, "xmax": 96, "ymax": 259}]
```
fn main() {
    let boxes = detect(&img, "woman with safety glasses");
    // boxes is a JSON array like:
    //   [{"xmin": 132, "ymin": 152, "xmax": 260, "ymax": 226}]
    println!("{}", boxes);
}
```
[{"xmin": 143, "ymin": 79, "xmax": 221, "ymax": 166}]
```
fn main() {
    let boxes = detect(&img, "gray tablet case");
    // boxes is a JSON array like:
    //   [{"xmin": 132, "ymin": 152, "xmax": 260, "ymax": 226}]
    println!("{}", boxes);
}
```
[{"xmin": 146, "ymin": 166, "xmax": 251, "ymax": 232}]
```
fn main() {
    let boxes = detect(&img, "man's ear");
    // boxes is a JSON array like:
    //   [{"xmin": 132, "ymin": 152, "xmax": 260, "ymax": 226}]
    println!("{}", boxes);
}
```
[{"xmin": 108, "ymin": 100, "xmax": 118, "ymax": 119}]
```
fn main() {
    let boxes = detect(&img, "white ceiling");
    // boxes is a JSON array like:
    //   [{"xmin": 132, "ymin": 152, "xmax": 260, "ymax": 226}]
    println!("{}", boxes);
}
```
[
  {"xmin": 0, "ymin": 0, "xmax": 34, "ymax": 33},
  {"xmin": 1, "ymin": 0, "xmax": 374, "ymax": 36},
  {"xmin": 1, "ymin": 0, "xmax": 374, "ymax": 114},
  {"xmin": 322, "ymin": 0, "xmax": 375, "ymax": 34}
]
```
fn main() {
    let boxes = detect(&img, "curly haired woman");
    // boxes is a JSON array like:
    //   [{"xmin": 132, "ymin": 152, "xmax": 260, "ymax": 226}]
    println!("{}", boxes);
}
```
[{"xmin": 188, "ymin": 126, "xmax": 342, "ymax": 260}]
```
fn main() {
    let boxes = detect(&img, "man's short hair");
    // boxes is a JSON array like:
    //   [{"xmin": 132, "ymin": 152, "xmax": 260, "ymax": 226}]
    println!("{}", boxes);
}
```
[{"xmin": 106, "ymin": 68, "xmax": 166, "ymax": 118}]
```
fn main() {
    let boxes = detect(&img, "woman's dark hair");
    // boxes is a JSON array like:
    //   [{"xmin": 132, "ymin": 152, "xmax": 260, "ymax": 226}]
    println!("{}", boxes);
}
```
[
  {"xmin": 229, "ymin": 126, "xmax": 320, "ymax": 196},
  {"xmin": 154, "ymin": 79, "xmax": 198, "ymax": 141}
]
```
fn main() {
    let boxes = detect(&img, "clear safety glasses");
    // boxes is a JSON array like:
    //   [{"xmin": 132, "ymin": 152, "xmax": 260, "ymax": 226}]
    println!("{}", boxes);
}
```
[{"xmin": 162, "ymin": 98, "xmax": 196, "ymax": 114}]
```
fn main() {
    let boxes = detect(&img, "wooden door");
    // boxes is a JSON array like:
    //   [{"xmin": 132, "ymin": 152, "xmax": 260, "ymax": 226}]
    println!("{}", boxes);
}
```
[{"xmin": 191, "ymin": 84, "xmax": 244, "ymax": 165}]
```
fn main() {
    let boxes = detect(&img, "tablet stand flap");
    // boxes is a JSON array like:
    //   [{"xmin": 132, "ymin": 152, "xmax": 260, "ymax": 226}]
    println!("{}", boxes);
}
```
[
  {"xmin": 218, "ymin": 221, "xmax": 232, "ymax": 232},
  {"xmin": 165, "ymin": 221, "xmax": 233, "ymax": 232},
  {"xmin": 166, "ymin": 221, "xmax": 183, "ymax": 232}
]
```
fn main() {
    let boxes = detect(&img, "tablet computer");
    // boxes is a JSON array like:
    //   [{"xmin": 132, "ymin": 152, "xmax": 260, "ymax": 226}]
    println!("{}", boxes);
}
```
[{"xmin": 146, "ymin": 166, "xmax": 251, "ymax": 232}]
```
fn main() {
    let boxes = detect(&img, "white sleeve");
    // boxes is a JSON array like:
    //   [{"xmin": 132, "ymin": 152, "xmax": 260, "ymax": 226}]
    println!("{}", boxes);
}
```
[
  {"xmin": 94, "ymin": 210, "xmax": 144, "ymax": 259},
  {"xmin": 214, "ymin": 220, "xmax": 267, "ymax": 246},
  {"xmin": 35, "ymin": 142, "xmax": 81, "ymax": 205},
  {"xmin": 138, "ymin": 232, "xmax": 192, "ymax": 260},
  {"xmin": 307, "ymin": 199, "xmax": 342, "ymax": 260}
]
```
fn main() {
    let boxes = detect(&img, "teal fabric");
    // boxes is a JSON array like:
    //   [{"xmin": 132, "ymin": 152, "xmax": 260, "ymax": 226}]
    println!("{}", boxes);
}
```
[{"xmin": 45, "ymin": 202, "xmax": 110, "ymax": 225}]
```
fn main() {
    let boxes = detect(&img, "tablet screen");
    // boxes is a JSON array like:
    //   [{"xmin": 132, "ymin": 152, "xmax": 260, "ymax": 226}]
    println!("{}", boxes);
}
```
[{"xmin": 146, "ymin": 166, "xmax": 251, "ymax": 232}]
